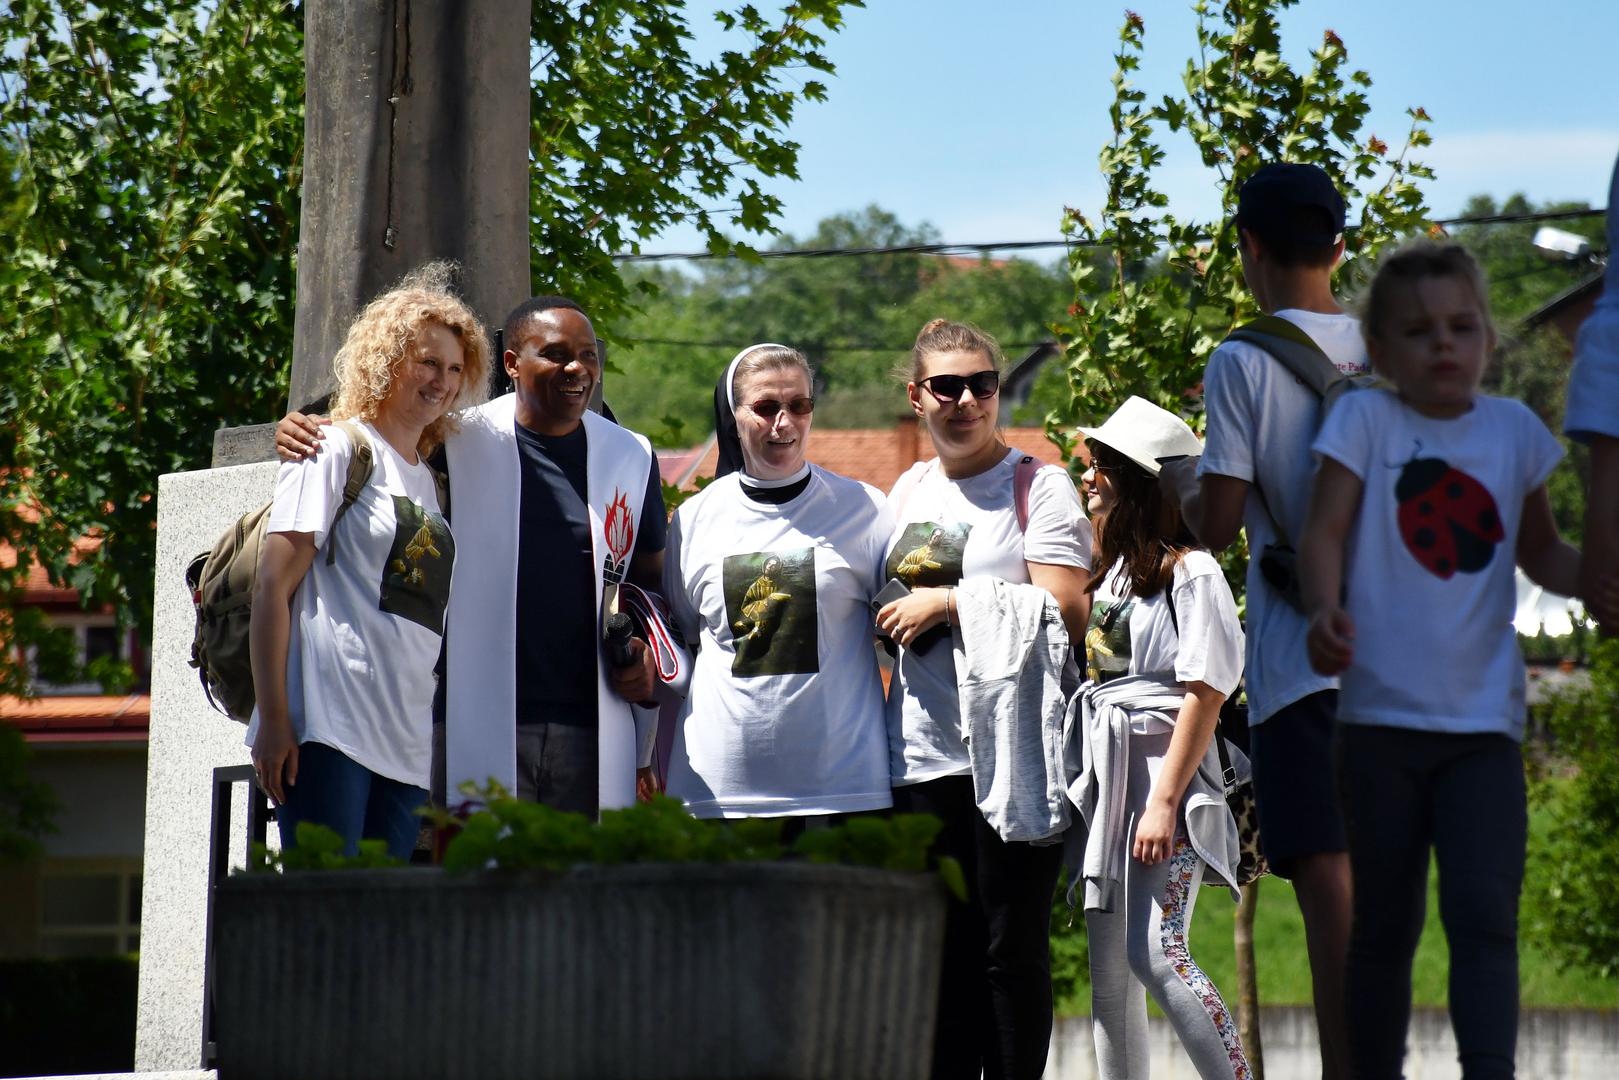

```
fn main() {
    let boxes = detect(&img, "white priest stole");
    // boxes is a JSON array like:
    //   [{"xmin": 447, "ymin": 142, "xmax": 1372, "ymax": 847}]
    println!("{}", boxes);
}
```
[{"xmin": 443, "ymin": 395, "xmax": 653, "ymax": 811}]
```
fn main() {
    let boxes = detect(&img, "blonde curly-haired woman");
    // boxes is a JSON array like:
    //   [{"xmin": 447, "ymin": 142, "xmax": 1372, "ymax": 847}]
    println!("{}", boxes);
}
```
[{"xmin": 248, "ymin": 263, "xmax": 490, "ymax": 857}]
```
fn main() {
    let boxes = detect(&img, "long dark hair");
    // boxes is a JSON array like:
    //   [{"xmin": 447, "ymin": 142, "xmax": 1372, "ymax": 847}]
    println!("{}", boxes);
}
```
[{"xmin": 1085, "ymin": 441, "xmax": 1197, "ymax": 600}]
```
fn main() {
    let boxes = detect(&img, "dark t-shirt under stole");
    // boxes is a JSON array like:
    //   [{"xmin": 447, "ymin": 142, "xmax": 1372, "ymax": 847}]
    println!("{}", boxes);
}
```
[{"xmin": 513, "ymin": 419, "xmax": 666, "ymax": 727}]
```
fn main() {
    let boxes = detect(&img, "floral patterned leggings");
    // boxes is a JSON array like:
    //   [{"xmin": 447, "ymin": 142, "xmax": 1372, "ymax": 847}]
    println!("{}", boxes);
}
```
[{"xmin": 1085, "ymin": 732, "xmax": 1250, "ymax": 1080}]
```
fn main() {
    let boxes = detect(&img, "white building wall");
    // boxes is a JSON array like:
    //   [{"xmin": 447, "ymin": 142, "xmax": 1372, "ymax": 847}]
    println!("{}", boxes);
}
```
[{"xmin": 34, "ymin": 749, "xmax": 149, "ymax": 860}]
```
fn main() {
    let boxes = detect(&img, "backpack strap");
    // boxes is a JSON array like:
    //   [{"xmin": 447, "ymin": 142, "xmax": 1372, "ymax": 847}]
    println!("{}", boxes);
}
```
[
  {"xmin": 431, "ymin": 465, "xmax": 451, "ymax": 523},
  {"xmin": 1012, "ymin": 455, "xmax": 1040, "ymax": 533},
  {"xmin": 1226, "ymin": 315, "xmax": 1344, "ymax": 400},
  {"xmin": 1221, "ymin": 317, "xmax": 1343, "ymax": 550},
  {"xmin": 891, "ymin": 454, "xmax": 1044, "ymax": 534},
  {"xmin": 324, "ymin": 420, "xmax": 376, "ymax": 567},
  {"xmin": 887, "ymin": 458, "xmax": 936, "ymax": 523}
]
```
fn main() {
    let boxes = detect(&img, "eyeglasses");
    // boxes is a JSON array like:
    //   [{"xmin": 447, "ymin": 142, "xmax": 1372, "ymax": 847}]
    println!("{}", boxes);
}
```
[
  {"xmin": 919, "ymin": 370, "xmax": 1000, "ymax": 403},
  {"xmin": 743, "ymin": 396, "xmax": 815, "ymax": 419},
  {"xmin": 1086, "ymin": 445, "xmax": 1131, "ymax": 475}
]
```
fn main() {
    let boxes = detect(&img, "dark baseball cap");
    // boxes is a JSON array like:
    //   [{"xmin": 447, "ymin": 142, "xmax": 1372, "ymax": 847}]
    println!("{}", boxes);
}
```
[{"xmin": 1236, "ymin": 162, "xmax": 1346, "ymax": 247}]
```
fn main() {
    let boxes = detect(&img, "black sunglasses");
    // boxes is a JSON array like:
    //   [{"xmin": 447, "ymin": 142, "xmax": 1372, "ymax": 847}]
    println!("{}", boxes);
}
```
[
  {"xmin": 743, "ymin": 396, "xmax": 815, "ymax": 419},
  {"xmin": 920, "ymin": 369, "xmax": 1000, "ymax": 402}
]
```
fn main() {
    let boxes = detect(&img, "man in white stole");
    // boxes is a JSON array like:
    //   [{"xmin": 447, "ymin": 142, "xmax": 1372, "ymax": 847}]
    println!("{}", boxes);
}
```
[{"xmin": 443, "ymin": 299, "xmax": 662, "ymax": 812}]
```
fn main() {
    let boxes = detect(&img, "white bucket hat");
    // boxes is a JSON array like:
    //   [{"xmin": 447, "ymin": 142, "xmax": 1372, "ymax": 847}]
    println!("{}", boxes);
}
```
[{"xmin": 1078, "ymin": 395, "xmax": 1203, "ymax": 477}]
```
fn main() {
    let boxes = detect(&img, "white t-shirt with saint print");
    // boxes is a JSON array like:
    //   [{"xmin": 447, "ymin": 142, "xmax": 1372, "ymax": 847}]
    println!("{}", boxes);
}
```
[
  {"xmin": 1084, "ymin": 552, "xmax": 1245, "ymax": 733},
  {"xmin": 245, "ymin": 421, "xmax": 453, "ymax": 789},
  {"xmin": 884, "ymin": 448, "xmax": 1094, "ymax": 786},
  {"xmin": 662, "ymin": 467, "xmax": 894, "ymax": 817},
  {"xmin": 1313, "ymin": 390, "xmax": 1563, "ymax": 740}
]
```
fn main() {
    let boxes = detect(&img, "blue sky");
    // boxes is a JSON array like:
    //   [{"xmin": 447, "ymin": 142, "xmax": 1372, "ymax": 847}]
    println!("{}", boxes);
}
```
[{"xmin": 649, "ymin": 0, "xmax": 1619, "ymax": 253}]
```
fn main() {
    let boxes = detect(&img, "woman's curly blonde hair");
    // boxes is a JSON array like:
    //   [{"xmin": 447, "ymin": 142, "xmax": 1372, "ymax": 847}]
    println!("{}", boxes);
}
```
[{"xmin": 329, "ymin": 261, "xmax": 491, "ymax": 456}]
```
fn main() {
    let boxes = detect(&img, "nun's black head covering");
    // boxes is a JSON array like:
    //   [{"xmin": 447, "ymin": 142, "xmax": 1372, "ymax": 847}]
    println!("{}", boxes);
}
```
[{"xmin": 713, "ymin": 343, "xmax": 789, "ymax": 478}]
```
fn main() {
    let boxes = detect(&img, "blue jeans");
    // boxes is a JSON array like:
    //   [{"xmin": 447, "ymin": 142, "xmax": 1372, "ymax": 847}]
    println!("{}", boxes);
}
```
[{"xmin": 277, "ymin": 741, "xmax": 428, "ymax": 860}]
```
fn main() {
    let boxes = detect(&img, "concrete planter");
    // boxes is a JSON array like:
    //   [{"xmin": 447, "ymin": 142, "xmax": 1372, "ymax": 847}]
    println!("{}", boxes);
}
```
[{"xmin": 212, "ymin": 862, "xmax": 946, "ymax": 1080}]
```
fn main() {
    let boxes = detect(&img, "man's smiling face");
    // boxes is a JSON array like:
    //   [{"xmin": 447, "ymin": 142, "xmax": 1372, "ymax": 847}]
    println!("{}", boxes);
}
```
[{"xmin": 505, "ymin": 307, "xmax": 599, "ymax": 435}]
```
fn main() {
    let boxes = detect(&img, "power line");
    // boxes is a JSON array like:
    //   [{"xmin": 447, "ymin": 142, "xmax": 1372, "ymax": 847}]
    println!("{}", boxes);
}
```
[
  {"xmin": 613, "ymin": 206, "xmax": 1607, "ymax": 263},
  {"xmin": 619, "ymin": 239, "xmax": 1074, "ymax": 262},
  {"xmin": 622, "ymin": 336, "xmax": 1052, "ymax": 352},
  {"xmin": 1430, "ymin": 206, "xmax": 1605, "ymax": 230}
]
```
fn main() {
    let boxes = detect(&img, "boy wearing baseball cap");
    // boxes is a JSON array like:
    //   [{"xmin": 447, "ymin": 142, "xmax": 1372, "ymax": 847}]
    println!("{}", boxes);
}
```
[{"xmin": 1159, "ymin": 161, "xmax": 1362, "ymax": 1080}]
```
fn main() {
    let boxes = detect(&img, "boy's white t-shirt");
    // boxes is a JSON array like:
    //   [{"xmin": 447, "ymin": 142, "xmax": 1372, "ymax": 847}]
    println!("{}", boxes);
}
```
[
  {"xmin": 245, "ymin": 421, "xmax": 454, "ymax": 789},
  {"xmin": 884, "ymin": 448, "xmax": 1093, "ymax": 785},
  {"xmin": 1085, "ymin": 553, "xmax": 1245, "ymax": 733},
  {"xmin": 1199, "ymin": 308, "xmax": 1368, "ymax": 724},
  {"xmin": 1313, "ymin": 390, "xmax": 1563, "ymax": 741},
  {"xmin": 662, "ymin": 467, "xmax": 894, "ymax": 817}
]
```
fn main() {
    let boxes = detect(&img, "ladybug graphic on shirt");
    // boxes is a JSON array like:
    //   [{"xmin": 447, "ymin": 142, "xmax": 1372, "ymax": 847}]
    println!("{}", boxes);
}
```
[{"xmin": 1392, "ymin": 443, "xmax": 1502, "ymax": 579}]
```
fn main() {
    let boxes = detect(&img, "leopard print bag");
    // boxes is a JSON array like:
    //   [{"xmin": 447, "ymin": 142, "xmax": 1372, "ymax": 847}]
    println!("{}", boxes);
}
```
[
  {"xmin": 1161, "ymin": 595, "xmax": 1268, "ymax": 886},
  {"xmin": 1212, "ymin": 710, "xmax": 1268, "ymax": 886}
]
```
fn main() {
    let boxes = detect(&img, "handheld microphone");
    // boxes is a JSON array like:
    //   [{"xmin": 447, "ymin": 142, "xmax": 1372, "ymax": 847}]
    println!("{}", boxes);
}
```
[{"xmin": 605, "ymin": 612, "xmax": 637, "ymax": 668}]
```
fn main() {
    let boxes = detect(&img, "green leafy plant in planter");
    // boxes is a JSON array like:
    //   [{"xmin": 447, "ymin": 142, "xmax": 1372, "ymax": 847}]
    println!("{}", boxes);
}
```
[
  {"xmin": 432, "ymin": 786, "xmax": 966, "ymax": 898},
  {"xmin": 244, "ymin": 784, "xmax": 966, "ymax": 899},
  {"xmin": 248, "ymin": 821, "xmax": 406, "ymax": 872}
]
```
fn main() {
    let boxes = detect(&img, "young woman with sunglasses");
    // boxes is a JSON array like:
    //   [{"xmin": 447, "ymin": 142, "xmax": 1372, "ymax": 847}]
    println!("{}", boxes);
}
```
[
  {"xmin": 661, "ymin": 344, "xmax": 893, "ymax": 827},
  {"xmin": 875, "ymin": 319, "xmax": 1094, "ymax": 1080}
]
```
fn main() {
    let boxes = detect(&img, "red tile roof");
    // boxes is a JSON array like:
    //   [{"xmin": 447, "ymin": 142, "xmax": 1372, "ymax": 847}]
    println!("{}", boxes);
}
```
[
  {"xmin": 1, "ymin": 693, "xmax": 151, "ymax": 744},
  {"xmin": 673, "ymin": 423, "xmax": 1083, "ymax": 496},
  {"xmin": 0, "ymin": 493, "xmax": 105, "ymax": 603}
]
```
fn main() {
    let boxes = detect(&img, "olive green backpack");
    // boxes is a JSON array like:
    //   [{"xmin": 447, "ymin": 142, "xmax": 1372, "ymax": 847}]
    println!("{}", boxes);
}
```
[{"xmin": 185, "ymin": 421, "xmax": 375, "ymax": 723}]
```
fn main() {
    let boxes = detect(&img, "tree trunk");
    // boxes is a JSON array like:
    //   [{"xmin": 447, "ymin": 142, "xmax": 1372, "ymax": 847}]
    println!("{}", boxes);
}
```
[{"xmin": 1234, "ymin": 879, "xmax": 1264, "ymax": 1079}]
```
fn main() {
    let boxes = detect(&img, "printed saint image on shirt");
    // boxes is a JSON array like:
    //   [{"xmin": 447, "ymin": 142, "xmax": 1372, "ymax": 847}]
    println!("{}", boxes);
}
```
[
  {"xmin": 722, "ymin": 547, "xmax": 818, "ymax": 677},
  {"xmin": 885, "ymin": 521, "xmax": 971, "ymax": 588},
  {"xmin": 1084, "ymin": 599, "xmax": 1134, "ymax": 683},
  {"xmin": 380, "ymin": 496, "xmax": 455, "ymax": 633}
]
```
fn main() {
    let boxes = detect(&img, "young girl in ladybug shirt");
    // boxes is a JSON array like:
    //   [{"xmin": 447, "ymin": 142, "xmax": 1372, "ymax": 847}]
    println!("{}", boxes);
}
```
[{"xmin": 1300, "ymin": 242, "xmax": 1583, "ymax": 1080}]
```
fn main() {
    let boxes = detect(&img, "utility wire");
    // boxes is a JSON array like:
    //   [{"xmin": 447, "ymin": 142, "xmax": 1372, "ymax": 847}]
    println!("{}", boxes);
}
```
[
  {"xmin": 614, "ymin": 206, "xmax": 1607, "ymax": 263},
  {"xmin": 623, "ymin": 337, "xmax": 1052, "ymax": 351}
]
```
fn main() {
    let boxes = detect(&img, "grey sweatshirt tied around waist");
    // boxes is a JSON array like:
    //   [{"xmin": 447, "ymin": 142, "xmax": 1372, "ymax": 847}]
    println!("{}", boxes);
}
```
[{"xmin": 1063, "ymin": 673, "xmax": 1244, "ymax": 912}]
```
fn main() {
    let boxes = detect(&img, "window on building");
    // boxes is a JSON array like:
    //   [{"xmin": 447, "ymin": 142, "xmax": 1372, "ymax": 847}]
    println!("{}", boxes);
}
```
[
  {"xmin": 30, "ymin": 617, "xmax": 137, "ymax": 696},
  {"xmin": 38, "ymin": 864, "xmax": 142, "ymax": 956},
  {"xmin": 84, "ymin": 625, "xmax": 121, "ymax": 666}
]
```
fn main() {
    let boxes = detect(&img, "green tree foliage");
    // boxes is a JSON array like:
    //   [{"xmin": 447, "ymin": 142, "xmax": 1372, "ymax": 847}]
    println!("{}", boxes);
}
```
[
  {"xmin": 527, "ymin": 0, "xmax": 863, "ymax": 320},
  {"xmin": 606, "ymin": 205, "xmax": 1074, "ymax": 444},
  {"xmin": 1051, "ymin": 0, "xmax": 1433, "ymax": 446},
  {"xmin": 1454, "ymin": 193, "xmax": 1606, "ymax": 544},
  {"xmin": 0, "ymin": 0, "xmax": 860, "ymax": 694},
  {"xmin": 2, "ymin": 1, "xmax": 303, "ymax": 697},
  {"xmin": 0, "ymin": 721, "xmax": 58, "ymax": 863},
  {"xmin": 1448, "ymin": 193, "xmax": 1606, "ymax": 325},
  {"xmin": 1527, "ymin": 639, "xmax": 1619, "ymax": 978}
]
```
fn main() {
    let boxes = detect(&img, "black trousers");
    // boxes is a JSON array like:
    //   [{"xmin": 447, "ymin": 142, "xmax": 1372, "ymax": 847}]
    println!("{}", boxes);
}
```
[
  {"xmin": 1338, "ymin": 725, "xmax": 1526, "ymax": 1080},
  {"xmin": 895, "ymin": 775, "xmax": 1064, "ymax": 1080}
]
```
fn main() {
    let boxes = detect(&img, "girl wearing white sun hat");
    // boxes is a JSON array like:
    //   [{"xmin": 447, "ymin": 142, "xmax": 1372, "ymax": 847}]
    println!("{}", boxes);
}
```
[
  {"xmin": 1077, "ymin": 394, "xmax": 1207, "ymax": 476},
  {"xmin": 1073, "ymin": 395, "xmax": 1251, "ymax": 1080}
]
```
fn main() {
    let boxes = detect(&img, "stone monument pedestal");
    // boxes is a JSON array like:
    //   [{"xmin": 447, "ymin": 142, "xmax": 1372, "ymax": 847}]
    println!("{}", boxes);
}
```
[{"xmin": 134, "ymin": 462, "xmax": 279, "ymax": 1071}]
